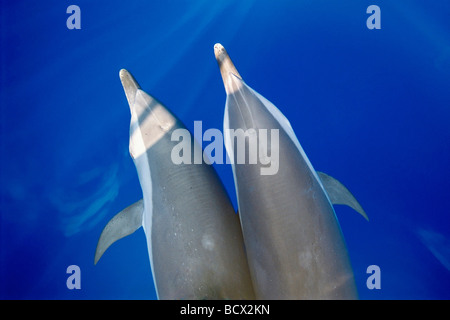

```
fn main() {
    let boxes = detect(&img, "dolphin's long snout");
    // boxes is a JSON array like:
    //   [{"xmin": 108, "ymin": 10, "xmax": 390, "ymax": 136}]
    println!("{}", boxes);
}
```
[
  {"xmin": 119, "ymin": 69, "xmax": 140, "ymax": 112},
  {"xmin": 214, "ymin": 43, "xmax": 242, "ymax": 95}
]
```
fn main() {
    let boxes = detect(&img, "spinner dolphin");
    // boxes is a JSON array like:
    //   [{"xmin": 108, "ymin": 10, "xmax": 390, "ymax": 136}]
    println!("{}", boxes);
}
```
[
  {"xmin": 94, "ymin": 69, "xmax": 254, "ymax": 300},
  {"xmin": 214, "ymin": 43, "xmax": 368, "ymax": 299}
]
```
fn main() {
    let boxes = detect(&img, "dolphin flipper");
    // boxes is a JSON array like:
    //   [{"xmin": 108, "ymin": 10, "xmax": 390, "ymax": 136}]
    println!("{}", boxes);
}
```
[
  {"xmin": 317, "ymin": 172, "xmax": 368, "ymax": 221},
  {"xmin": 94, "ymin": 199, "xmax": 144, "ymax": 264}
]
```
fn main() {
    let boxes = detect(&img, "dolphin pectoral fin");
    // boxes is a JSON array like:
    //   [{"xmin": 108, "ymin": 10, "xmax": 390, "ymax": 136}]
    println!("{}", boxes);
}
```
[
  {"xmin": 317, "ymin": 172, "xmax": 369, "ymax": 221},
  {"xmin": 94, "ymin": 199, "xmax": 144, "ymax": 265}
]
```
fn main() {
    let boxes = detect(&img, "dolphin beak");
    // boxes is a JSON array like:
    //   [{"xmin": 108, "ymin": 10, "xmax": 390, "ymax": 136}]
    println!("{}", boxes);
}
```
[
  {"xmin": 214, "ymin": 43, "xmax": 243, "ymax": 95},
  {"xmin": 119, "ymin": 69, "xmax": 141, "ymax": 113}
]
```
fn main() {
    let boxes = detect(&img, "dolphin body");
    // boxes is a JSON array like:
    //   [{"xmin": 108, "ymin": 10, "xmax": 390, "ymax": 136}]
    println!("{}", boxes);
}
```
[
  {"xmin": 94, "ymin": 69, "xmax": 255, "ymax": 300},
  {"xmin": 214, "ymin": 43, "xmax": 368, "ymax": 299}
]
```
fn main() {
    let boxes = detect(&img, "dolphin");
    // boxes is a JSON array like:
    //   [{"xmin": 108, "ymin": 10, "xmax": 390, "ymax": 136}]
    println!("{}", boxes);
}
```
[
  {"xmin": 94, "ymin": 69, "xmax": 255, "ymax": 300},
  {"xmin": 214, "ymin": 43, "xmax": 368, "ymax": 299}
]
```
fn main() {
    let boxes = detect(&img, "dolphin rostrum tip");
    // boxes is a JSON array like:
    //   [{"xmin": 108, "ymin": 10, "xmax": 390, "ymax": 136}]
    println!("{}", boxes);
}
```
[
  {"xmin": 119, "ymin": 68, "xmax": 140, "ymax": 89},
  {"xmin": 214, "ymin": 43, "xmax": 242, "ymax": 94},
  {"xmin": 213, "ymin": 43, "xmax": 225, "ymax": 61},
  {"xmin": 119, "ymin": 68, "xmax": 141, "ymax": 108},
  {"xmin": 119, "ymin": 68, "xmax": 128, "ymax": 78}
]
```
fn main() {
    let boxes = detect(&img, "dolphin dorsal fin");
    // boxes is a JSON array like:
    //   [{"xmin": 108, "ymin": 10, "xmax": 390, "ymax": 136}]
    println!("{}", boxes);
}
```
[
  {"xmin": 317, "ymin": 172, "xmax": 369, "ymax": 221},
  {"xmin": 94, "ymin": 199, "xmax": 144, "ymax": 264}
]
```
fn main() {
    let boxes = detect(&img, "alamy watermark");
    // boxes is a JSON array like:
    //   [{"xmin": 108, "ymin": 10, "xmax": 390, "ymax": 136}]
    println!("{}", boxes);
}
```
[
  {"xmin": 66, "ymin": 5, "xmax": 380, "ymax": 31},
  {"xmin": 66, "ymin": 265, "xmax": 81, "ymax": 290},
  {"xmin": 366, "ymin": 264, "xmax": 381, "ymax": 290},
  {"xmin": 366, "ymin": 5, "xmax": 381, "ymax": 30},
  {"xmin": 66, "ymin": 5, "xmax": 81, "ymax": 30},
  {"xmin": 170, "ymin": 121, "xmax": 280, "ymax": 176}
]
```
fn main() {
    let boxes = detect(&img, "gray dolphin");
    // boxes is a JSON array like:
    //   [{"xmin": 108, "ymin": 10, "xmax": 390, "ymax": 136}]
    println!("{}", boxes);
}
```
[
  {"xmin": 94, "ymin": 69, "xmax": 255, "ymax": 300},
  {"xmin": 214, "ymin": 43, "xmax": 368, "ymax": 299}
]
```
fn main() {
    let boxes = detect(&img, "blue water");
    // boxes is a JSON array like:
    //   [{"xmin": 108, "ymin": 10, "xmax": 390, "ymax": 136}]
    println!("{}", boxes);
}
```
[{"xmin": 1, "ymin": 0, "xmax": 449, "ymax": 299}]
